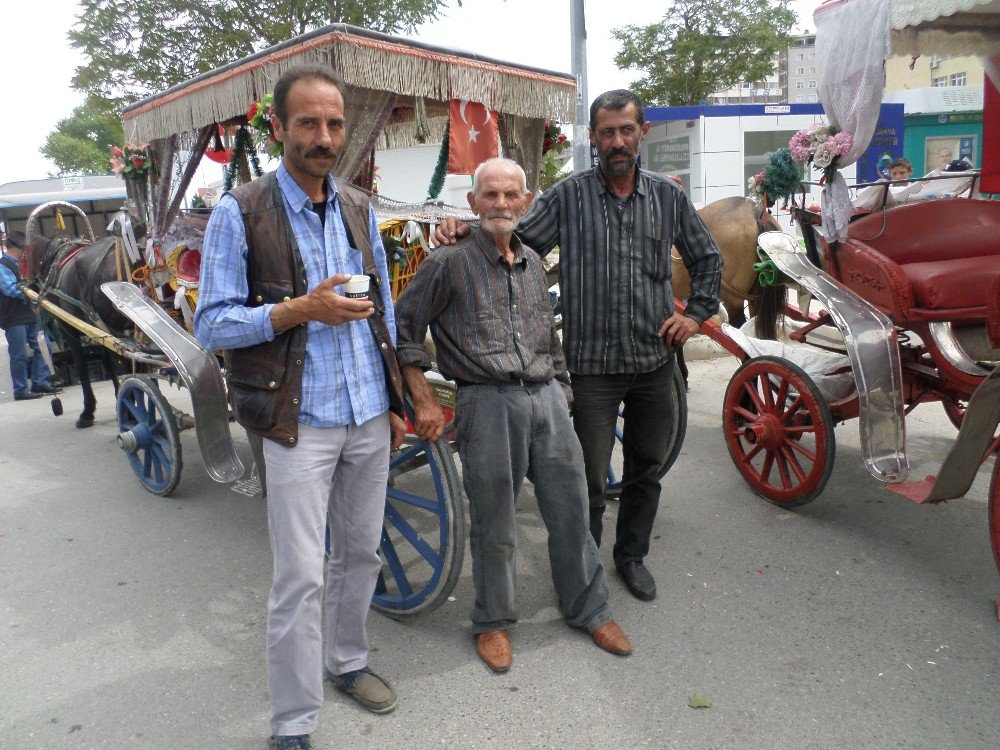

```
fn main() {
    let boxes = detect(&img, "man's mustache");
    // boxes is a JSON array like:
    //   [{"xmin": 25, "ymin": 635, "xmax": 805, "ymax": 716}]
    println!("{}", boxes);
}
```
[
  {"xmin": 607, "ymin": 147, "xmax": 635, "ymax": 158},
  {"xmin": 306, "ymin": 146, "xmax": 335, "ymax": 158},
  {"xmin": 486, "ymin": 211, "xmax": 516, "ymax": 220}
]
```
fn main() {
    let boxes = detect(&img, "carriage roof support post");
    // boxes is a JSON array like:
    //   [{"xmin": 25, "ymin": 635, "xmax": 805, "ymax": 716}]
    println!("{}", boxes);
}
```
[{"xmin": 156, "ymin": 125, "xmax": 216, "ymax": 240}]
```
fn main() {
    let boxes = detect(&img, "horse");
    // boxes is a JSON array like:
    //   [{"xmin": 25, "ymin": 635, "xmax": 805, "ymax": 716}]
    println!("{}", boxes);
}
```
[
  {"xmin": 672, "ymin": 196, "xmax": 787, "ymax": 383},
  {"xmin": 24, "ymin": 234, "xmax": 129, "ymax": 428}
]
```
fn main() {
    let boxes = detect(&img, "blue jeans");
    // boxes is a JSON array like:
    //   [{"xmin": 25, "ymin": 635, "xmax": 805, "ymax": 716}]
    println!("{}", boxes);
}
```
[
  {"xmin": 456, "ymin": 379, "xmax": 611, "ymax": 634},
  {"xmin": 5, "ymin": 320, "xmax": 52, "ymax": 395}
]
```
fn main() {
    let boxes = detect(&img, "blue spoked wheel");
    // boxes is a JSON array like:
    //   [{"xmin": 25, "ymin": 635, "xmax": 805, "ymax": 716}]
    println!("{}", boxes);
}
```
[
  {"xmin": 371, "ymin": 401, "xmax": 465, "ymax": 617},
  {"xmin": 116, "ymin": 375, "xmax": 182, "ymax": 496},
  {"xmin": 605, "ymin": 366, "xmax": 688, "ymax": 499}
]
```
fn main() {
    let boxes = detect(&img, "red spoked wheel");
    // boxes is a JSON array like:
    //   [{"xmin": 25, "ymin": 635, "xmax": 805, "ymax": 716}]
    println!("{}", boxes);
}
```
[{"xmin": 723, "ymin": 356, "xmax": 836, "ymax": 507}]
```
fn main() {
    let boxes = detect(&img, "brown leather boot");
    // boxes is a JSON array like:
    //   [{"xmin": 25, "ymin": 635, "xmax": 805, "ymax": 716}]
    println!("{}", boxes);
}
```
[
  {"xmin": 592, "ymin": 620, "xmax": 632, "ymax": 656},
  {"xmin": 475, "ymin": 630, "xmax": 513, "ymax": 672}
]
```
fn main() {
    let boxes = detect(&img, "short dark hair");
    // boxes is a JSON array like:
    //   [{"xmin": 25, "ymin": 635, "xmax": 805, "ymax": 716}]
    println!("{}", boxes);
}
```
[
  {"xmin": 272, "ymin": 64, "xmax": 345, "ymax": 126},
  {"xmin": 6, "ymin": 229, "xmax": 26, "ymax": 249},
  {"xmin": 890, "ymin": 157, "xmax": 912, "ymax": 171},
  {"xmin": 589, "ymin": 89, "xmax": 645, "ymax": 130}
]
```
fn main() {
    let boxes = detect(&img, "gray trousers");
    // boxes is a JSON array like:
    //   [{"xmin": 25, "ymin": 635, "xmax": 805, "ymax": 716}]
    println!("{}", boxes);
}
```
[
  {"xmin": 262, "ymin": 414, "xmax": 389, "ymax": 736},
  {"xmin": 455, "ymin": 380, "xmax": 611, "ymax": 634}
]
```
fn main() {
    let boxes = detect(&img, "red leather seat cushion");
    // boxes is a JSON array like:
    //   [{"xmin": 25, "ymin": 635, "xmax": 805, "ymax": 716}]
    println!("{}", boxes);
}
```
[{"xmin": 901, "ymin": 255, "xmax": 1000, "ymax": 309}]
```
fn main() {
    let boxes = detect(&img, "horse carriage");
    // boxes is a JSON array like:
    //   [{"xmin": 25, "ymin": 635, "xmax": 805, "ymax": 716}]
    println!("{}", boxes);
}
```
[{"xmin": 686, "ymin": 0, "xmax": 1000, "ymax": 580}]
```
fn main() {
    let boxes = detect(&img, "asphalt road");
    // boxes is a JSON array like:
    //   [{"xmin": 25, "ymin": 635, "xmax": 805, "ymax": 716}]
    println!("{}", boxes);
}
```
[{"xmin": 1, "ymin": 354, "xmax": 997, "ymax": 750}]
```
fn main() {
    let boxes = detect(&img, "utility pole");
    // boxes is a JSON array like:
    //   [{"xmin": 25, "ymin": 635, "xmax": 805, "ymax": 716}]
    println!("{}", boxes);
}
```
[{"xmin": 569, "ymin": 0, "xmax": 590, "ymax": 172}]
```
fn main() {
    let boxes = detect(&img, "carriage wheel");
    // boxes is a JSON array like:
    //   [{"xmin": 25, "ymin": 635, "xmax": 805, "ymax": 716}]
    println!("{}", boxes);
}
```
[
  {"xmin": 371, "ymin": 400, "xmax": 466, "ymax": 618},
  {"xmin": 606, "ymin": 365, "xmax": 688, "ymax": 499},
  {"xmin": 723, "ymin": 356, "xmax": 835, "ymax": 507},
  {"xmin": 116, "ymin": 375, "xmax": 182, "ymax": 496},
  {"xmin": 989, "ymin": 456, "xmax": 1000, "ymax": 578}
]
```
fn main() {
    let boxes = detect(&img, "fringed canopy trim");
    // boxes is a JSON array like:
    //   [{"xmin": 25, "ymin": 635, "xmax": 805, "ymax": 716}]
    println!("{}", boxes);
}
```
[{"xmin": 122, "ymin": 24, "xmax": 575, "ymax": 143}]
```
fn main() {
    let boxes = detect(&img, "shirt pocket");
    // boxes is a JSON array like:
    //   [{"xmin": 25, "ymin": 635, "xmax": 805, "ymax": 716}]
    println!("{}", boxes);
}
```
[{"xmin": 473, "ymin": 308, "xmax": 507, "ymax": 356}]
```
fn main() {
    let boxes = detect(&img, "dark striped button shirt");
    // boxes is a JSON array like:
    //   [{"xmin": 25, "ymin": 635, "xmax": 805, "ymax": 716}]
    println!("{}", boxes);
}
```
[
  {"xmin": 517, "ymin": 166, "xmax": 723, "ymax": 375},
  {"xmin": 395, "ymin": 228, "xmax": 569, "ymax": 388}
]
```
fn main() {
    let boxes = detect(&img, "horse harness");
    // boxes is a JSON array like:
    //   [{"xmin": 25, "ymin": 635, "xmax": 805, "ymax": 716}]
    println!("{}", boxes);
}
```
[{"xmin": 34, "ymin": 237, "xmax": 117, "ymax": 330}]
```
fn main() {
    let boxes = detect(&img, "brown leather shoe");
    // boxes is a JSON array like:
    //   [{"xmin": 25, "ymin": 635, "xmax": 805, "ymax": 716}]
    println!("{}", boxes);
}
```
[
  {"xmin": 475, "ymin": 630, "xmax": 513, "ymax": 672},
  {"xmin": 592, "ymin": 620, "xmax": 632, "ymax": 656}
]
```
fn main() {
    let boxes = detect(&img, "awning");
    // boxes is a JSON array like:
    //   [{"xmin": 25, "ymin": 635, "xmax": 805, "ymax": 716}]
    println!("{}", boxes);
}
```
[
  {"xmin": 0, "ymin": 175, "xmax": 126, "ymax": 210},
  {"xmin": 120, "ymin": 23, "xmax": 576, "ymax": 144}
]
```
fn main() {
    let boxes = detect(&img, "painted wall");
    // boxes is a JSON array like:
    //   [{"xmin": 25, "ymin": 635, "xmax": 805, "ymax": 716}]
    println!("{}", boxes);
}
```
[{"xmin": 903, "ymin": 112, "xmax": 984, "ymax": 176}]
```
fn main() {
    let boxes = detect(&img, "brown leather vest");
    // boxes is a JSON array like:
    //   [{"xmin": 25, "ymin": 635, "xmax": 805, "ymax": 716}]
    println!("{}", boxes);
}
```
[{"xmin": 226, "ymin": 171, "xmax": 404, "ymax": 446}]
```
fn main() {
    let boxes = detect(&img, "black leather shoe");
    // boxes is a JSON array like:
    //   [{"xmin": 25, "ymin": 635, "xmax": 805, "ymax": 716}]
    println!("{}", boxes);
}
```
[
  {"xmin": 31, "ymin": 384, "xmax": 63, "ymax": 394},
  {"xmin": 14, "ymin": 391, "xmax": 43, "ymax": 401},
  {"xmin": 617, "ymin": 561, "xmax": 656, "ymax": 601}
]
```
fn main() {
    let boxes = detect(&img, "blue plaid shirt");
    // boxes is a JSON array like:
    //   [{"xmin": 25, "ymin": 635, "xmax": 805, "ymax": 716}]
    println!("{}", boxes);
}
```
[{"xmin": 194, "ymin": 163, "xmax": 394, "ymax": 428}]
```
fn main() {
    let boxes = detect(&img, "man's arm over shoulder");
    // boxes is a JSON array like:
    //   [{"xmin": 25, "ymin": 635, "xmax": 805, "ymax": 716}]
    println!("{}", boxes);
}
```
[
  {"xmin": 193, "ymin": 194, "xmax": 277, "ymax": 350},
  {"xmin": 671, "ymin": 187, "xmax": 722, "ymax": 325},
  {"xmin": 516, "ymin": 179, "xmax": 564, "ymax": 257}
]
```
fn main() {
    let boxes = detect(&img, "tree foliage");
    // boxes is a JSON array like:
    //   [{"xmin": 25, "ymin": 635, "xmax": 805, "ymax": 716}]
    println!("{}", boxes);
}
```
[
  {"xmin": 612, "ymin": 0, "xmax": 796, "ymax": 107},
  {"xmin": 41, "ymin": 96, "xmax": 124, "ymax": 176},
  {"xmin": 69, "ymin": 0, "xmax": 460, "ymax": 106}
]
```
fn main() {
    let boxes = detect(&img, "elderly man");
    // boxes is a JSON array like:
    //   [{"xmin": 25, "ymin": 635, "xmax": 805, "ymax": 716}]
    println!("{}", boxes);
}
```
[
  {"xmin": 436, "ymin": 91, "xmax": 723, "ymax": 602},
  {"xmin": 194, "ymin": 64, "xmax": 405, "ymax": 750},
  {"xmin": 396, "ymin": 157, "xmax": 632, "ymax": 673}
]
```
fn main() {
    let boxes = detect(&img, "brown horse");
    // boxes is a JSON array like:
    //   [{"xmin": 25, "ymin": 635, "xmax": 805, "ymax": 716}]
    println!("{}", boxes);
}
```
[
  {"xmin": 673, "ymin": 195, "xmax": 785, "ymax": 336},
  {"xmin": 24, "ymin": 235, "xmax": 128, "ymax": 428}
]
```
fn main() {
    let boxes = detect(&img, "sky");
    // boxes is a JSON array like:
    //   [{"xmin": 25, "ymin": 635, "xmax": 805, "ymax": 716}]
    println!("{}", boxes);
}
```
[{"xmin": 0, "ymin": 0, "xmax": 819, "ymax": 185}]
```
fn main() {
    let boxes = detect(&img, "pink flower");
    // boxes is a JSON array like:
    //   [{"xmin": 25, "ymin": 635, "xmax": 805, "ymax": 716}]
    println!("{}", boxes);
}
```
[
  {"xmin": 110, "ymin": 145, "xmax": 124, "ymax": 157},
  {"xmin": 829, "ymin": 131, "xmax": 854, "ymax": 156},
  {"xmin": 790, "ymin": 143, "xmax": 811, "ymax": 164}
]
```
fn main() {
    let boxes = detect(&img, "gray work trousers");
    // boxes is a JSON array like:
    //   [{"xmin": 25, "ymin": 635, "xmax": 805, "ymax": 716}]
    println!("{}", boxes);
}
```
[
  {"xmin": 262, "ymin": 414, "xmax": 389, "ymax": 736},
  {"xmin": 455, "ymin": 379, "xmax": 611, "ymax": 634}
]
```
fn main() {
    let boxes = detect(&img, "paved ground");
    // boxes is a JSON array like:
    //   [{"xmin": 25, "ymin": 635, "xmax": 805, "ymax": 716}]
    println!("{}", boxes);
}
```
[{"xmin": 1, "ymin": 353, "xmax": 998, "ymax": 749}]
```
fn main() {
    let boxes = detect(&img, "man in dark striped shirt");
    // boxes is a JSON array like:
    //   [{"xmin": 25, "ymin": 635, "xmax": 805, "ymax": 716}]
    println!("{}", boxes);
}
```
[
  {"xmin": 396, "ymin": 158, "xmax": 632, "ymax": 673},
  {"xmin": 435, "ymin": 90, "xmax": 723, "ymax": 603}
]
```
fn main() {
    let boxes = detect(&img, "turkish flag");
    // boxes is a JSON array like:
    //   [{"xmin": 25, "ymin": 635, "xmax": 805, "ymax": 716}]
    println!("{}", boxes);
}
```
[
  {"xmin": 447, "ymin": 99, "xmax": 499, "ymax": 175},
  {"xmin": 980, "ymin": 57, "xmax": 999, "ymax": 194}
]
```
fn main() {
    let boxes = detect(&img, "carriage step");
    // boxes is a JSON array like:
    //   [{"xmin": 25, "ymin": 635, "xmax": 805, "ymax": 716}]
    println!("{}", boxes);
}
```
[{"xmin": 885, "ymin": 476, "xmax": 940, "ymax": 504}]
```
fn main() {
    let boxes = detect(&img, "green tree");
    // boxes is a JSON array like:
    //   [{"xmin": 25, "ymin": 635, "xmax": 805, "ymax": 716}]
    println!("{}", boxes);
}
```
[
  {"xmin": 612, "ymin": 0, "xmax": 796, "ymax": 107},
  {"xmin": 40, "ymin": 96, "xmax": 124, "ymax": 176},
  {"xmin": 69, "ymin": 0, "xmax": 460, "ymax": 106}
]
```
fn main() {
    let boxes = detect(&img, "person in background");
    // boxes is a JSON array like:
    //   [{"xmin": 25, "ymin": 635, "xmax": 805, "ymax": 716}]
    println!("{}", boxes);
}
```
[
  {"xmin": 1, "ymin": 230, "xmax": 59, "ymax": 401},
  {"xmin": 434, "ymin": 90, "xmax": 723, "ymax": 603},
  {"xmin": 889, "ymin": 157, "xmax": 913, "ymax": 183},
  {"xmin": 194, "ymin": 64, "xmax": 405, "ymax": 750},
  {"xmin": 396, "ymin": 157, "xmax": 632, "ymax": 673}
]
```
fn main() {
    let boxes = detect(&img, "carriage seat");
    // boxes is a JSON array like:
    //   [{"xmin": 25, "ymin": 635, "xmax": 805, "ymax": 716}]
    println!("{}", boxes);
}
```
[{"xmin": 838, "ymin": 199, "xmax": 1000, "ymax": 317}]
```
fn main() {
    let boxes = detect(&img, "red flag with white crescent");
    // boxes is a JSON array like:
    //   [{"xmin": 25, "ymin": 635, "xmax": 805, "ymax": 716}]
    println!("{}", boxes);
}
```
[{"xmin": 447, "ymin": 99, "xmax": 499, "ymax": 175}]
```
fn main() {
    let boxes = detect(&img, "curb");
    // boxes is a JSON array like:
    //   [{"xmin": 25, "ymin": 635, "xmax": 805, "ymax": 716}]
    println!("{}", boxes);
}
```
[{"xmin": 683, "ymin": 333, "xmax": 727, "ymax": 361}]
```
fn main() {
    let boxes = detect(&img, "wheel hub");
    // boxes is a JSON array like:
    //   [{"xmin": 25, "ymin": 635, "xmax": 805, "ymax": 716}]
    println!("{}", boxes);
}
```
[{"xmin": 742, "ymin": 414, "xmax": 784, "ymax": 451}]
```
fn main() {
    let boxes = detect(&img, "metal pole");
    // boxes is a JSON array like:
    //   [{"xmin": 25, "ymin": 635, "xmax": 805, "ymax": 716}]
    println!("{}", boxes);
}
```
[{"xmin": 570, "ymin": 0, "xmax": 590, "ymax": 172}]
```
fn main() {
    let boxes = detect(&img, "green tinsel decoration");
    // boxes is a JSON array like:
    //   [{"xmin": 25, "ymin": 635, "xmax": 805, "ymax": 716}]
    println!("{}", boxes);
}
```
[
  {"xmin": 427, "ymin": 119, "xmax": 450, "ymax": 200},
  {"xmin": 761, "ymin": 147, "xmax": 801, "ymax": 205},
  {"xmin": 223, "ymin": 127, "xmax": 263, "ymax": 192}
]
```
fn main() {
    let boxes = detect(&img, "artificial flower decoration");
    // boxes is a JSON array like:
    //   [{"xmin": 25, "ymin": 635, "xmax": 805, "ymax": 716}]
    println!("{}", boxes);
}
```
[
  {"xmin": 789, "ymin": 124, "xmax": 853, "ymax": 183},
  {"xmin": 247, "ymin": 93, "xmax": 283, "ymax": 158},
  {"xmin": 109, "ymin": 143, "xmax": 153, "ymax": 181}
]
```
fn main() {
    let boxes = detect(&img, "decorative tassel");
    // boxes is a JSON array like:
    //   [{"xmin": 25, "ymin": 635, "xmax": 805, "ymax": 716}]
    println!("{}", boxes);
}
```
[{"xmin": 55, "ymin": 209, "xmax": 66, "ymax": 231}]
